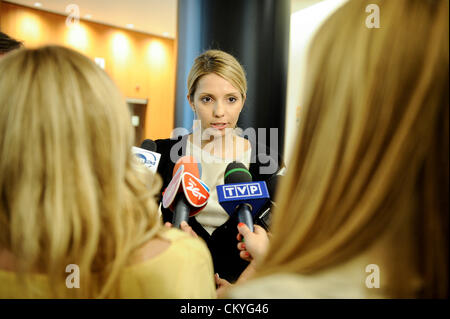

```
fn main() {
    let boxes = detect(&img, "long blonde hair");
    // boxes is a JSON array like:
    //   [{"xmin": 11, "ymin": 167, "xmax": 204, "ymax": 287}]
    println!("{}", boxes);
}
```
[
  {"xmin": 257, "ymin": 0, "xmax": 448, "ymax": 298},
  {"xmin": 0, "ymin": 46, "xmax": 163, "ymax": 298}
]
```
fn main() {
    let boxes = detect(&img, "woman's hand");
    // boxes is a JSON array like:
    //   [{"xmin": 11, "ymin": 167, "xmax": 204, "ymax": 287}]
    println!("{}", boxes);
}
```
[
  {"xmin": 236, "ymin": 223, "xmax": 269, "ymax": 265},
  {"xmin": 164, "ymin": 221, "xmax": 198, "ymax": 238},
  {"xmin": 215, "ymin": 273, "xmax": 232, "ymax": 299}
]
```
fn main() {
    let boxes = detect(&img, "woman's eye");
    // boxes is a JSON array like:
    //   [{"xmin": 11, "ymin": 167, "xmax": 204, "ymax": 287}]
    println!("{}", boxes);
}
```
[
  {"xmin": 228, "ymin": 97, "xmax": 237, "ymax": 103},
  {"xmin": 201, "ymin": 96, "xmax": 212, "ymax": 103}
]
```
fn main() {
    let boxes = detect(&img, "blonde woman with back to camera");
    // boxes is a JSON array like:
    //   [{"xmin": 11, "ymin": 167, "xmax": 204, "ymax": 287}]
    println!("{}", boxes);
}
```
[
  {"xmin": 0, "ymin": 46, "xmax": 216, "ymax": 298},
  {"xmin": 227, "ymin": 0, "xmax": 448, "ymax": 299}
]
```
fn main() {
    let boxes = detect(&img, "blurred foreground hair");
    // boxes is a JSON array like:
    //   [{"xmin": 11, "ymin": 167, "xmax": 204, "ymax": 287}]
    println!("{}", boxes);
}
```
[
  {"xmin": 260, "ymin": 0, "xmax": 448, "ymax": 298},
  {"xmin": 0, "ymin": 46, "xmax": 163, "ymax": 298},
  {"xmin": 0, "ymin": 32, "xmax": 23, "ymax": 54}
]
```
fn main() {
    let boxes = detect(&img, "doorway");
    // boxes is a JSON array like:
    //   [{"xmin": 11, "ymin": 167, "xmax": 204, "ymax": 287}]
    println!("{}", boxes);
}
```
[{"xmin": 127, "ymin": 98, "xmax": 148, "ymax": 146}]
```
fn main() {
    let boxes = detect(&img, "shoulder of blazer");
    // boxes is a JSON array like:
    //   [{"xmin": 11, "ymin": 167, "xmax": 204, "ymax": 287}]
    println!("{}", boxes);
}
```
[
  {"xmin": 155, "ymin": 137, "xmax": 180, "ymax": 154},
  {"xmin": 155, "ymin": 135, "xmax": 190, "ymax": 159},
  {"xmin": 247, "ymin": 138, "xmax": 285, "ymax": 180}
]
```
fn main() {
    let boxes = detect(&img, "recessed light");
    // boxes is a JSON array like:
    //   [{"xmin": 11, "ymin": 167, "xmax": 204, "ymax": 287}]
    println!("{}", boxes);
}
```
[
  {"xmin": 34, "ymin": 2, "xmax": 42, "ymax": 7},
  {"xmin": 85, "ymin": 14, "xmax": 92, "ymax": 19},
  {"xmin": 163, "ymin": 32, "xmax": 169, "ymax": 37},
  {"xmin": 126, "ymin": 24, "xmax": 134, "ymax": 29}
]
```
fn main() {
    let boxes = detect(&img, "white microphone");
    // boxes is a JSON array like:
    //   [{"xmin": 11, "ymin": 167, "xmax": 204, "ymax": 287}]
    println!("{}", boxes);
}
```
[{"xmin": 132, "ymin": 139, "xmax": 161, "ymax": 173}]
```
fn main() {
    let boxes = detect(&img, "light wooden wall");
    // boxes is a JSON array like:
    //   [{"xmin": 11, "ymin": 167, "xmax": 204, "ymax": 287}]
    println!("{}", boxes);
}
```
[{"xmin": 0, "ymin": 1, "xmax": 176, "ymax": 141}]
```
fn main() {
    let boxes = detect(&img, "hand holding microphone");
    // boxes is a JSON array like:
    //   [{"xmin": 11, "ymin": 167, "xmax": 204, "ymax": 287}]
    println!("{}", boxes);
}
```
[
  {"xmin": 164, "ymin": 221, "xmax": 198, "ymax": 238},
  {"xmin": 236, "ymin": 223, "xmax": 270, "ymax": 264},
  {"xmin": 216, "ymin": 161, "xmax": 271, "ymax": 264}
]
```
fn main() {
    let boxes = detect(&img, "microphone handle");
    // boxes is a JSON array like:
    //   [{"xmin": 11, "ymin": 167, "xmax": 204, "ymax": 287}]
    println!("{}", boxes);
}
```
[
  {"xmin": 237, "ymin": 203, "xmax": 254, "ymax": 232},
  {"xmin": 172, "ymin": 194, "xmax": 190, "ymax": 228}
]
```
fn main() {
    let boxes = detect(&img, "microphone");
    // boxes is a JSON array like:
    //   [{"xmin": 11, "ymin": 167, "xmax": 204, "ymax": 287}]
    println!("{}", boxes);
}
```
[
  {"xmin": 162, "ymin": 156, "xmax": 210, "ymax": 228},
  {"xmin": 131, "ymin": 139, "xmax": 161, "ymax": 173},
  {"xmin": 141, "ymin": 139, "xmax": 157, "ymax": 152},
  {"xmin": 217, "ymin": 162, "xmax": 270, "ymax": 232}
]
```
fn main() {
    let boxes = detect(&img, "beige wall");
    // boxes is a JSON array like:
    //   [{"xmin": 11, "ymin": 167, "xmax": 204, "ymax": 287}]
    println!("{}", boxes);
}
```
[{"xmin": 0, "ymin": 1, "xmax": 176, "ymax": 140}]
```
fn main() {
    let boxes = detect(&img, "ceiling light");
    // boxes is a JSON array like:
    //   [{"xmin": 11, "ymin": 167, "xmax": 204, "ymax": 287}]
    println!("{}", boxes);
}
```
[
  {"xmin": 84, "ymin": 14, "xmax": 92, "ymax": 19},
  {"xmin": 126, "ymin": 24, "xmax": 134, "ymax": 29},
  {"xmin": 34, "ymin": 2, "xmax": 42, "ymax": 7},
  {"xmin": 163, "ymin": 32, "xmax": 169, "ymax": 37}
]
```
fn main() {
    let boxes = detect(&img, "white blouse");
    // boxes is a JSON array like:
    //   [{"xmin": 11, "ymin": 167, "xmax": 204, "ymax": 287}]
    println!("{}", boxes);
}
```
[{"xmin": 185, "ymin": 138, "xmax": 252, "ymax": 235}]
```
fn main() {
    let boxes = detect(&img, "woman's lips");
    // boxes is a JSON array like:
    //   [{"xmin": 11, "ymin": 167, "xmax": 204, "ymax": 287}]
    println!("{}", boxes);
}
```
[{"xmin": 210, "ymin": 123, "xmax": 228, "ymax": 130}]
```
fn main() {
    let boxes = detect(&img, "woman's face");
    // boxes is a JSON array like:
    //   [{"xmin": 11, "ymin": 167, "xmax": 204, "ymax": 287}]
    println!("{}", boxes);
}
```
[{"xmin": 188, "ymin": 73, "xmax": 245, "ymax": 137}]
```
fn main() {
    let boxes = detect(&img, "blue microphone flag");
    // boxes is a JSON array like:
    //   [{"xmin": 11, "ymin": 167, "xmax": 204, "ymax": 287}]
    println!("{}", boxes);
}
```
[{"xmin": 217, "ymin": 181, "xmax": 270, "ymax": 217}]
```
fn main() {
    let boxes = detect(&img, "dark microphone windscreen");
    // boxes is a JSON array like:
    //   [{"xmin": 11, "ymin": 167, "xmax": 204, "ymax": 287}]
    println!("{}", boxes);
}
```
[
  {"xmin": 140, "ymin": 139, "xmax": 157, "ymax": 152},
  {"xmin": 224, "ymin": 161, "xmax": 252, "ymax": 184}
]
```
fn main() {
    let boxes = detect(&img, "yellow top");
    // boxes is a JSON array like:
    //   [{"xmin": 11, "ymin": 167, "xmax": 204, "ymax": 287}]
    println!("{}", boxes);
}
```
[{"xmin": 0, "ymin": 229, "xmax": 217, "ymax": 299}]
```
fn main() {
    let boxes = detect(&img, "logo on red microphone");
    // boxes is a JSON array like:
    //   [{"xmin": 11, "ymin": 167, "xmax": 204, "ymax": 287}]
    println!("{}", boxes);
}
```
[{"xmin": 182, "ymin": 172, "xmax": 210, "ymax": 207}]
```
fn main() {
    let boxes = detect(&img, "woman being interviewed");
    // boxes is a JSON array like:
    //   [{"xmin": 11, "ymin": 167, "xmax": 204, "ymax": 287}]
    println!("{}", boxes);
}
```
[
  {"xmin": 0, "ymin": 46, "xmax": 216, "ymax": 298},
  {"xmin": 155, "ymin": 50, "xmax": 284, "ymax": 283}
]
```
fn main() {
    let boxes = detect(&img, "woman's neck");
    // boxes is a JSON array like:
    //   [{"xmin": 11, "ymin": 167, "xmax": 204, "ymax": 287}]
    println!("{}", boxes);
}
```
[
  {"xmin": 189, "ymin": 131, "xmax": 234, "ymax": 148},
  {"xmin": 188, "ymin": 132, "xmax": 249, "ymax": 160}
]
